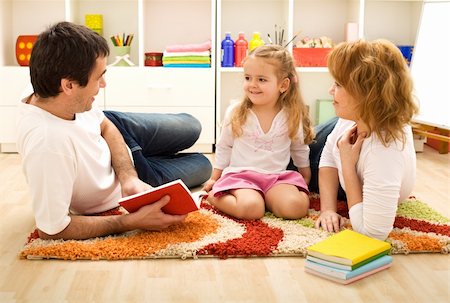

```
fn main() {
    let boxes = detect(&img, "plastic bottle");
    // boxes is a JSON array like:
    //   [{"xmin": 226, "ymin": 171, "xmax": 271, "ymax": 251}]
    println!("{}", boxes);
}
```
[
  {"xmin": 234, "ymin": 32, "xmax": 248, "ymax": 67},
  {"xmin": 221, "ymin": 32, "xmax": 234, "ymax": 67},
  {"xmin": 249, "ymin": 32, "xmax": 264, "ymax": 51}
]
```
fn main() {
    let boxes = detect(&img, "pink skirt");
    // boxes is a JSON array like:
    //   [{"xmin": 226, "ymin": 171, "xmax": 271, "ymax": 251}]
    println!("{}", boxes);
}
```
[{"xmin": 211, "ymin": 170, "xmax": 309, "ymax": 197}]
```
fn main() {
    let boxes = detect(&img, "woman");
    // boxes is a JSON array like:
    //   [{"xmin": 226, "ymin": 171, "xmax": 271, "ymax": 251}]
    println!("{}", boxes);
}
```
[{"xmin": 314, "ymin": 39, "xmax": 419, "ymax": 240}]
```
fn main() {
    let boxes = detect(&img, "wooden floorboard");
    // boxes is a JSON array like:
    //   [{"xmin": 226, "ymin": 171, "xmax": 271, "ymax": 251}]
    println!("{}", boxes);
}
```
[{"xmin": 0, "ymin": 145, "xmax": 448, "ymax": 302}]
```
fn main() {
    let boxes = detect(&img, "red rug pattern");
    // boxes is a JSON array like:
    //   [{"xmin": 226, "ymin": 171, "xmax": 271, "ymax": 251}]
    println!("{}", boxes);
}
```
[{"xmin": 20, "ymin": 196, "xmax": 449, "ymax": 260}]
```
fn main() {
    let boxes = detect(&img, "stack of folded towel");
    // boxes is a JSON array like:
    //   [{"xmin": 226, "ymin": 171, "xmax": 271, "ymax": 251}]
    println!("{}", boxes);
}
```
[{"xmin": 163, "ymin": 40, "xmax": 212, "ymax": 68}]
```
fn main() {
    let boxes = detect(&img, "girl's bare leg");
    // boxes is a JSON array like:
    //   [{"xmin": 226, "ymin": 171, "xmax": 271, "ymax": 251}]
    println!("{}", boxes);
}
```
[
  {"xmin": 207, "ymin": 188, "xmax": 265, "ymax": 219},
  {"xmin": 265, "ymin": 184, "xmax": 309, "ymax": 219}
]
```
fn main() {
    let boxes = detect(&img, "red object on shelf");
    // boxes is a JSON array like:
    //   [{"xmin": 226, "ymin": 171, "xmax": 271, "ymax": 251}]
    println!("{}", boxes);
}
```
[
  {"xmin": 16, "ymin": 35, "xmax": 38, "ymax": 66},
  {"xmin": 293, "ymin": 48, "xmax": 332, "ymax": 67},
  {"xmin": 145, "ymin": 52, "xmax": 163, "ymax": 66},
  {"xmin": 234, "ymin": 32, "xmax": 248, "ymax": 67}
]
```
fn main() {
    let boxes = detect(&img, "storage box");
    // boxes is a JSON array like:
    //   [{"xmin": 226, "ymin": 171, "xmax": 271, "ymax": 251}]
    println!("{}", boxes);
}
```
[
  {"xmin": 293, "ymin": 48, "xmax": 332, "ymax": 67},
  {"xmin": 145, "ymin": 52, "xmax": 163, "ymax": 66},
  {"xmin": 397, "ymin": 45, "xmax": 413, "ymax": 65}
]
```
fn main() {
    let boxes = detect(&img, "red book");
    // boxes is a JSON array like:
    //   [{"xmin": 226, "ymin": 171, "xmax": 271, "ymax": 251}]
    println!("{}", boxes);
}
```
[{"xmin": 118, "ymin": 179, "xmax": 206, "ymax": 215}]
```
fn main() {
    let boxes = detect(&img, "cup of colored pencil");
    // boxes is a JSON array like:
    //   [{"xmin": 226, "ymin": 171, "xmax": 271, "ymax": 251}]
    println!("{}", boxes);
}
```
[
  {"xmin": 110, "ymin": 33, "xmax": 134, "ymax": 47},
  {"xmin": 110, "ymin": 33, "xmax": 135, "ymax": 66}
]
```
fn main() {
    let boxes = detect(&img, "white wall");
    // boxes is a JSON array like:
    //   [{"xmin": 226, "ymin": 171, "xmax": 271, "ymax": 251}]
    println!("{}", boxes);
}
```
[{"xmin": 411, "ymin": 1, "xmax": 450, "ymax": 129}]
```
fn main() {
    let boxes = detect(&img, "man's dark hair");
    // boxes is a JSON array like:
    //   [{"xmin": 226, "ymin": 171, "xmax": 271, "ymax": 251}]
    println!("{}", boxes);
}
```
[{"xmin": 30, "ymin": 21, "xmax": 110, "ymax": 98}]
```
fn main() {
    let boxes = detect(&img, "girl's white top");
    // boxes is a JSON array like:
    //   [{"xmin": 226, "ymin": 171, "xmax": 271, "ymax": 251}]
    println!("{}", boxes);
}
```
[{"xmin": 215, "ymin": 102, "xmax": 310, "ymax": 176}]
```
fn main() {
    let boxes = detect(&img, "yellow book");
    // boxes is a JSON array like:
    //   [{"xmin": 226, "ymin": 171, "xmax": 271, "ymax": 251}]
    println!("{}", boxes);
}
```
[{"xmin": 306, "ymin": 230, "xmax": 391, "ymax": 266}]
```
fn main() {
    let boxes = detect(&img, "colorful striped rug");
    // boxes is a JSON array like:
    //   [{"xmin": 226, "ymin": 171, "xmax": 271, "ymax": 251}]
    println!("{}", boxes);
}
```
[{"xmin": 20, "ymin": 196, "xmax": 449, "ymax": 260}]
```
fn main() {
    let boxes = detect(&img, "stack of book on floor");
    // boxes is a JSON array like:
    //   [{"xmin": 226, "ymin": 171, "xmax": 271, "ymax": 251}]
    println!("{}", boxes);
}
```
[{"xmin": 305, "ymin": 229, "xmax": 392, "ymax": 284}]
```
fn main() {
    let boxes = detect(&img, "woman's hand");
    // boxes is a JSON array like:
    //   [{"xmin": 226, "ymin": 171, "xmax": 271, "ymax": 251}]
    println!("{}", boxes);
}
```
[
  {"xmin": 337, "ymin": 124, "xmax": 366, "ymax": 169},
  {"xmin": 338, "ymin": 124, "xmax": 365, "ymax": 208},
  {"xmin": 315, "ymin": 210, "xmax": 347, "ymax": 232}
]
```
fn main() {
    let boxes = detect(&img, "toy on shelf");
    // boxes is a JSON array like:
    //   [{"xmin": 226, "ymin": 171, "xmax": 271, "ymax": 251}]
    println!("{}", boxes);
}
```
[
  {"xmin": 145, "ymin": 52, "xmax": 163, "ymax": 67},
  {"xmin": 15, "ymin": 35, "xmax": 38, "ymax": 66},
  {"xmin": 293, "ymin": 36, "xmax": 334, "ymax": 67},
  {"xmin": 296, "ymin": 36, "xmax": 334, "ymax": 48},
  {"xmin": 85, "ymin": 14, "xmax": 103, "ymax": 36}
]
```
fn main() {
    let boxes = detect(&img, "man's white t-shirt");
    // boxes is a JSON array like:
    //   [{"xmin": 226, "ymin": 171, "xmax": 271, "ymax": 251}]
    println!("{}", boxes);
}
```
[
  {"xmin": 16, "ymin": 98, "xmax": 121, "ymax": 235},
  {"xmin": 319, "ymin": 119, "xmax": 416, "ymax": 240}
]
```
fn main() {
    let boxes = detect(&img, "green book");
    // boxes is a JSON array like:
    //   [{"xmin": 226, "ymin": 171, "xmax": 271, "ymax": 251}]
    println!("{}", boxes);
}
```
[{"xmin": 306, "ymin": 249, "xmax": 390, "ymax": 271}]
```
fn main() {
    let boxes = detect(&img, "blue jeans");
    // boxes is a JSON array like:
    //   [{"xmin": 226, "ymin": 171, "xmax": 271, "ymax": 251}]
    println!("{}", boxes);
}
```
[
  {"xmin": 288, "ymin": 117, "xmax": 346, "ymax": 200},
  {"xmin": 104, "ymin": 111, "xmax": 212, "ymax": 188}
]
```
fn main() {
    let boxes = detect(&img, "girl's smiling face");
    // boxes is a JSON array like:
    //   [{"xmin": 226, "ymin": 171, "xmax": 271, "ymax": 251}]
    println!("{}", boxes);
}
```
[{"xmin": 243, "ymin": 56, "xmax": 287, "ymax": 109}]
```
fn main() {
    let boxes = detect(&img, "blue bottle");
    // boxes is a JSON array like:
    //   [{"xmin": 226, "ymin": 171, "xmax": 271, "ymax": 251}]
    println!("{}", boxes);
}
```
[{"xmin": 221, "ymin": 32, "xmax": 234, "ymax": 67}]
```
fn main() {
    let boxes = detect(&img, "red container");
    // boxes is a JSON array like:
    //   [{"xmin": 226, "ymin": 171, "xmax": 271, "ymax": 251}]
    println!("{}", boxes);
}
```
[
  {"xmin": 293, "ymin": 48, "xmax": 332, "ymax": 67},
  {"xmin": 16, "ymin": 35, "xmax": 38, "ymax": 66},
  {"xmin": 234, "ymin": 32, "xmax": 248, "ymax": 67},
  {"xmin": 145, "ymin": 52, "xmax": 163, "ymax": 66}
]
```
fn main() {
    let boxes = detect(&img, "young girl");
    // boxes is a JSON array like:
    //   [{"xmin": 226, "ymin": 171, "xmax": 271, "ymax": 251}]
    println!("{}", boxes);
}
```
[
  {"xmin": 314, "ymin": 39, "xmax": 419, "ymax": 240},
  {"xmin": 202, "ymin": 45, "xmax": 314, "ymax": 220}
]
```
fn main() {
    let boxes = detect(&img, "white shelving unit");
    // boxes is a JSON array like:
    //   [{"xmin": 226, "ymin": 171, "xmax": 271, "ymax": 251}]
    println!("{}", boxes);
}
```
[
  {"xmin": 216, "ymin": 0, "xmax": 361, "ymax": 132},
  {"xmin": 0, "ymin": 0, "xmax": 216, "ymax": 153},
  {"xmin": 0, "ymin": 0, "xmax": 423, "ymax": 153},
  {"xmin": 216, "ymin": 0, "xmax": 423, "ymax": 133}
]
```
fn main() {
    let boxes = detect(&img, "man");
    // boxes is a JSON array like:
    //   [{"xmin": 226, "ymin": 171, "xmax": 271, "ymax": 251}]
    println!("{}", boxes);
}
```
[{"xmin": 16, "ymin": 21, "xmax": 212, "ymax": 240}]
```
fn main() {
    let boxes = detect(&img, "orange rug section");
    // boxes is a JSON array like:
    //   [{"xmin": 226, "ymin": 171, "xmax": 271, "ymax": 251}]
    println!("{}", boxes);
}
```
[{"xmin": 20, "ymin": 197, "xmax": 449, "ymax": 260}]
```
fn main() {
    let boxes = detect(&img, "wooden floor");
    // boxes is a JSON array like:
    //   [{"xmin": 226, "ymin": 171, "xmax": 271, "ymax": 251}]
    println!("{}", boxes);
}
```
[{"xmin": 0, "ymin": 145, "xmax": 448, "ymax": 303}]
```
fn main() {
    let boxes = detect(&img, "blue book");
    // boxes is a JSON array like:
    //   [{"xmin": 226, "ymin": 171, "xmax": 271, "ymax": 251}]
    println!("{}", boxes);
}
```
[
  {"xmin": 305, "ymin": 263, "xmax": 392, "ymax": 285},
  {"xmin": 305, "ymin": 255, "xmax": 393, "ymax": 280}
]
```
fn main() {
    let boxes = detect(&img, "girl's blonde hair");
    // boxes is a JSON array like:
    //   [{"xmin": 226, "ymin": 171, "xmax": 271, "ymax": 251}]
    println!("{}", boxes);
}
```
[
  {"xmin": 327, "ymin": 39, "xmax": 419, "ymax": 145},
  {"xmin": 230, "ymin": 45, "xmax": 314, "ymax": 144}
]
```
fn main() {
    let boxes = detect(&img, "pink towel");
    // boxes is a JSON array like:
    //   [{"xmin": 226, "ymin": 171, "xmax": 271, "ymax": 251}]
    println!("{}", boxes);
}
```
[{"xmin": 166, "ymin": 40, "xmax": 212, "ymax": 52}]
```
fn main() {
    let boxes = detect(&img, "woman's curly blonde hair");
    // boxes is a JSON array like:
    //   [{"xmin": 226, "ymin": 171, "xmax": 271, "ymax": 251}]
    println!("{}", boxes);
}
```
[
  {"xmin": 229, "ymin": 45, "xmax": 314, "ymax": 144},
  {"xmin": 327, "ymin": 39, "xmax": 419, "ymax": 146}
]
